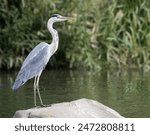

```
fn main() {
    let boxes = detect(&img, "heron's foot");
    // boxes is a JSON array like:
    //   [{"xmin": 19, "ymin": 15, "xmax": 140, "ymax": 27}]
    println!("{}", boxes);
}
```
[
  {"xmin": 33, "ymin": 105, "xmax": 41, "ymax": 108},
  {"xmin": 40, "ymin": 104, "xmax": 51, "ymax": 107},
  {"xmin": 33, "ymin": 104, "xmax": 51, "ymax": 108}
]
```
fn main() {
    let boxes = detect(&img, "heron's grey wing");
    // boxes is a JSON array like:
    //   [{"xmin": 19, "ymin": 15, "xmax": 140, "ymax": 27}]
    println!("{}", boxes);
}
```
[
  {"xmin": 12, "ymin": 42, "xmax": 51, "ymax": 90},
  {"xmin": 21, "ymin": 42, "xmax": 48, "ymax": 69}
]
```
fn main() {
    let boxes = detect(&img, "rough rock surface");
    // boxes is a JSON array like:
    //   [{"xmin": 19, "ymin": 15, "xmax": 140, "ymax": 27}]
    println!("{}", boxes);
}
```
[{"xmin": 13, "ymin": 98, "xmax": 123, "ymax": 118}]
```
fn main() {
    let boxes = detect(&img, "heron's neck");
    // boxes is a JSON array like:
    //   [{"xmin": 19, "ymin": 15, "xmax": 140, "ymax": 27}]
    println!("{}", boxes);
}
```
[{"xmin": 47, "ymin": 20, "xmax": 59, "ymax": 52}]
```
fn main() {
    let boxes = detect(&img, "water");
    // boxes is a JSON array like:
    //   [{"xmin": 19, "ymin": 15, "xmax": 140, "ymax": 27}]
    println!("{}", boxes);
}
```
[{"xmin": 0, "ymin": 69, "xmax": 150, "ymax": 118}]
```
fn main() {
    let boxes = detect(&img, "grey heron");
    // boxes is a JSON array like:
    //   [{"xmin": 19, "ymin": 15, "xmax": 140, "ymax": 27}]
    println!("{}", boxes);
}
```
[{"xmin": 12, "ymin": 14, "xmax": 70, "ymax": 107}]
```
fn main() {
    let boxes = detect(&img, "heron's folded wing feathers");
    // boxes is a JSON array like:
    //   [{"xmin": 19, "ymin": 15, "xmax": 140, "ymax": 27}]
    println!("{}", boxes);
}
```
[{"xmin": 12, "ymin": 42, "xmax": 51, "ymax": 90}]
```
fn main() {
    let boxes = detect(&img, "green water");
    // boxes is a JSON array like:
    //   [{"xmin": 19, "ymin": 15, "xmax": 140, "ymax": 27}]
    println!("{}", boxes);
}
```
[{"xmin": 0, "ymin": 69, "xmax": 150, "ymax": 118}]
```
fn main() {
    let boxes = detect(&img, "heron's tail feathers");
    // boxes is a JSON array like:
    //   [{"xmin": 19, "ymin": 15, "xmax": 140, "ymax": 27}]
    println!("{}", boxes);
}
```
[
  {"xmin": 12, "ymin": 70, "xmax": 27, "ymax": 91},
  {"xmin": 12, "ymin": 79, "xmax": 25, "ymax": 91}
]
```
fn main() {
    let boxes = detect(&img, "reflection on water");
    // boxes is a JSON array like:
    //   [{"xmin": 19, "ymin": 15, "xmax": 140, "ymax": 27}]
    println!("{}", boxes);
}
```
[{"xmin": 0, "ymin": 69, "xmax": 150, "ymax": 117}]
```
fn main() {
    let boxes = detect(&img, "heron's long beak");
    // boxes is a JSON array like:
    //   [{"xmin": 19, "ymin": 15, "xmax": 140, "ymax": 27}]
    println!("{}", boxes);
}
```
[{"xmin": 60, "ymin": 16, "xmax": 71, "ymax": 21}]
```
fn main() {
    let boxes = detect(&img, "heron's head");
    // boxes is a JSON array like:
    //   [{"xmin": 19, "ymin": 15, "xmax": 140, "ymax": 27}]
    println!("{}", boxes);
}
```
[{"xmin": 50, "ymin": 14, "xmax": 70, "ymax": 22}]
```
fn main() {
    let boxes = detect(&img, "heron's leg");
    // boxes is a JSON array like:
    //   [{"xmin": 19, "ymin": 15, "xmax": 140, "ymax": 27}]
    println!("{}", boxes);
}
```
[
  {"xmin": 34, "ymin": 76, "xmax": 37, "ymax": 107},
  {"xmin": 36, "ymin": 74, "xmax": 44, "ymax": 106}
]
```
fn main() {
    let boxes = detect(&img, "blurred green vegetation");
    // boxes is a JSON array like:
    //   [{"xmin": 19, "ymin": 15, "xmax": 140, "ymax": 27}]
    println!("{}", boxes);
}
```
[{"xmin": 0, "ymin": 0, "xmax": 150, "ymax": 70}]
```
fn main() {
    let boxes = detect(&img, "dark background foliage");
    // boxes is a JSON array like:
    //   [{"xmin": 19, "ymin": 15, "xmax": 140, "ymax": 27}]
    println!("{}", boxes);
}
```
[{"xmin": 0, "ymin": 0, "xmax": 150, "ymax": 70}]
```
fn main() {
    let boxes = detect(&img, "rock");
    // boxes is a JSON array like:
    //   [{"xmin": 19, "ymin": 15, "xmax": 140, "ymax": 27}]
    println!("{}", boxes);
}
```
[{"xmin": 13, "ymin": 98, "xmax": 123, "ymax": 118}]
